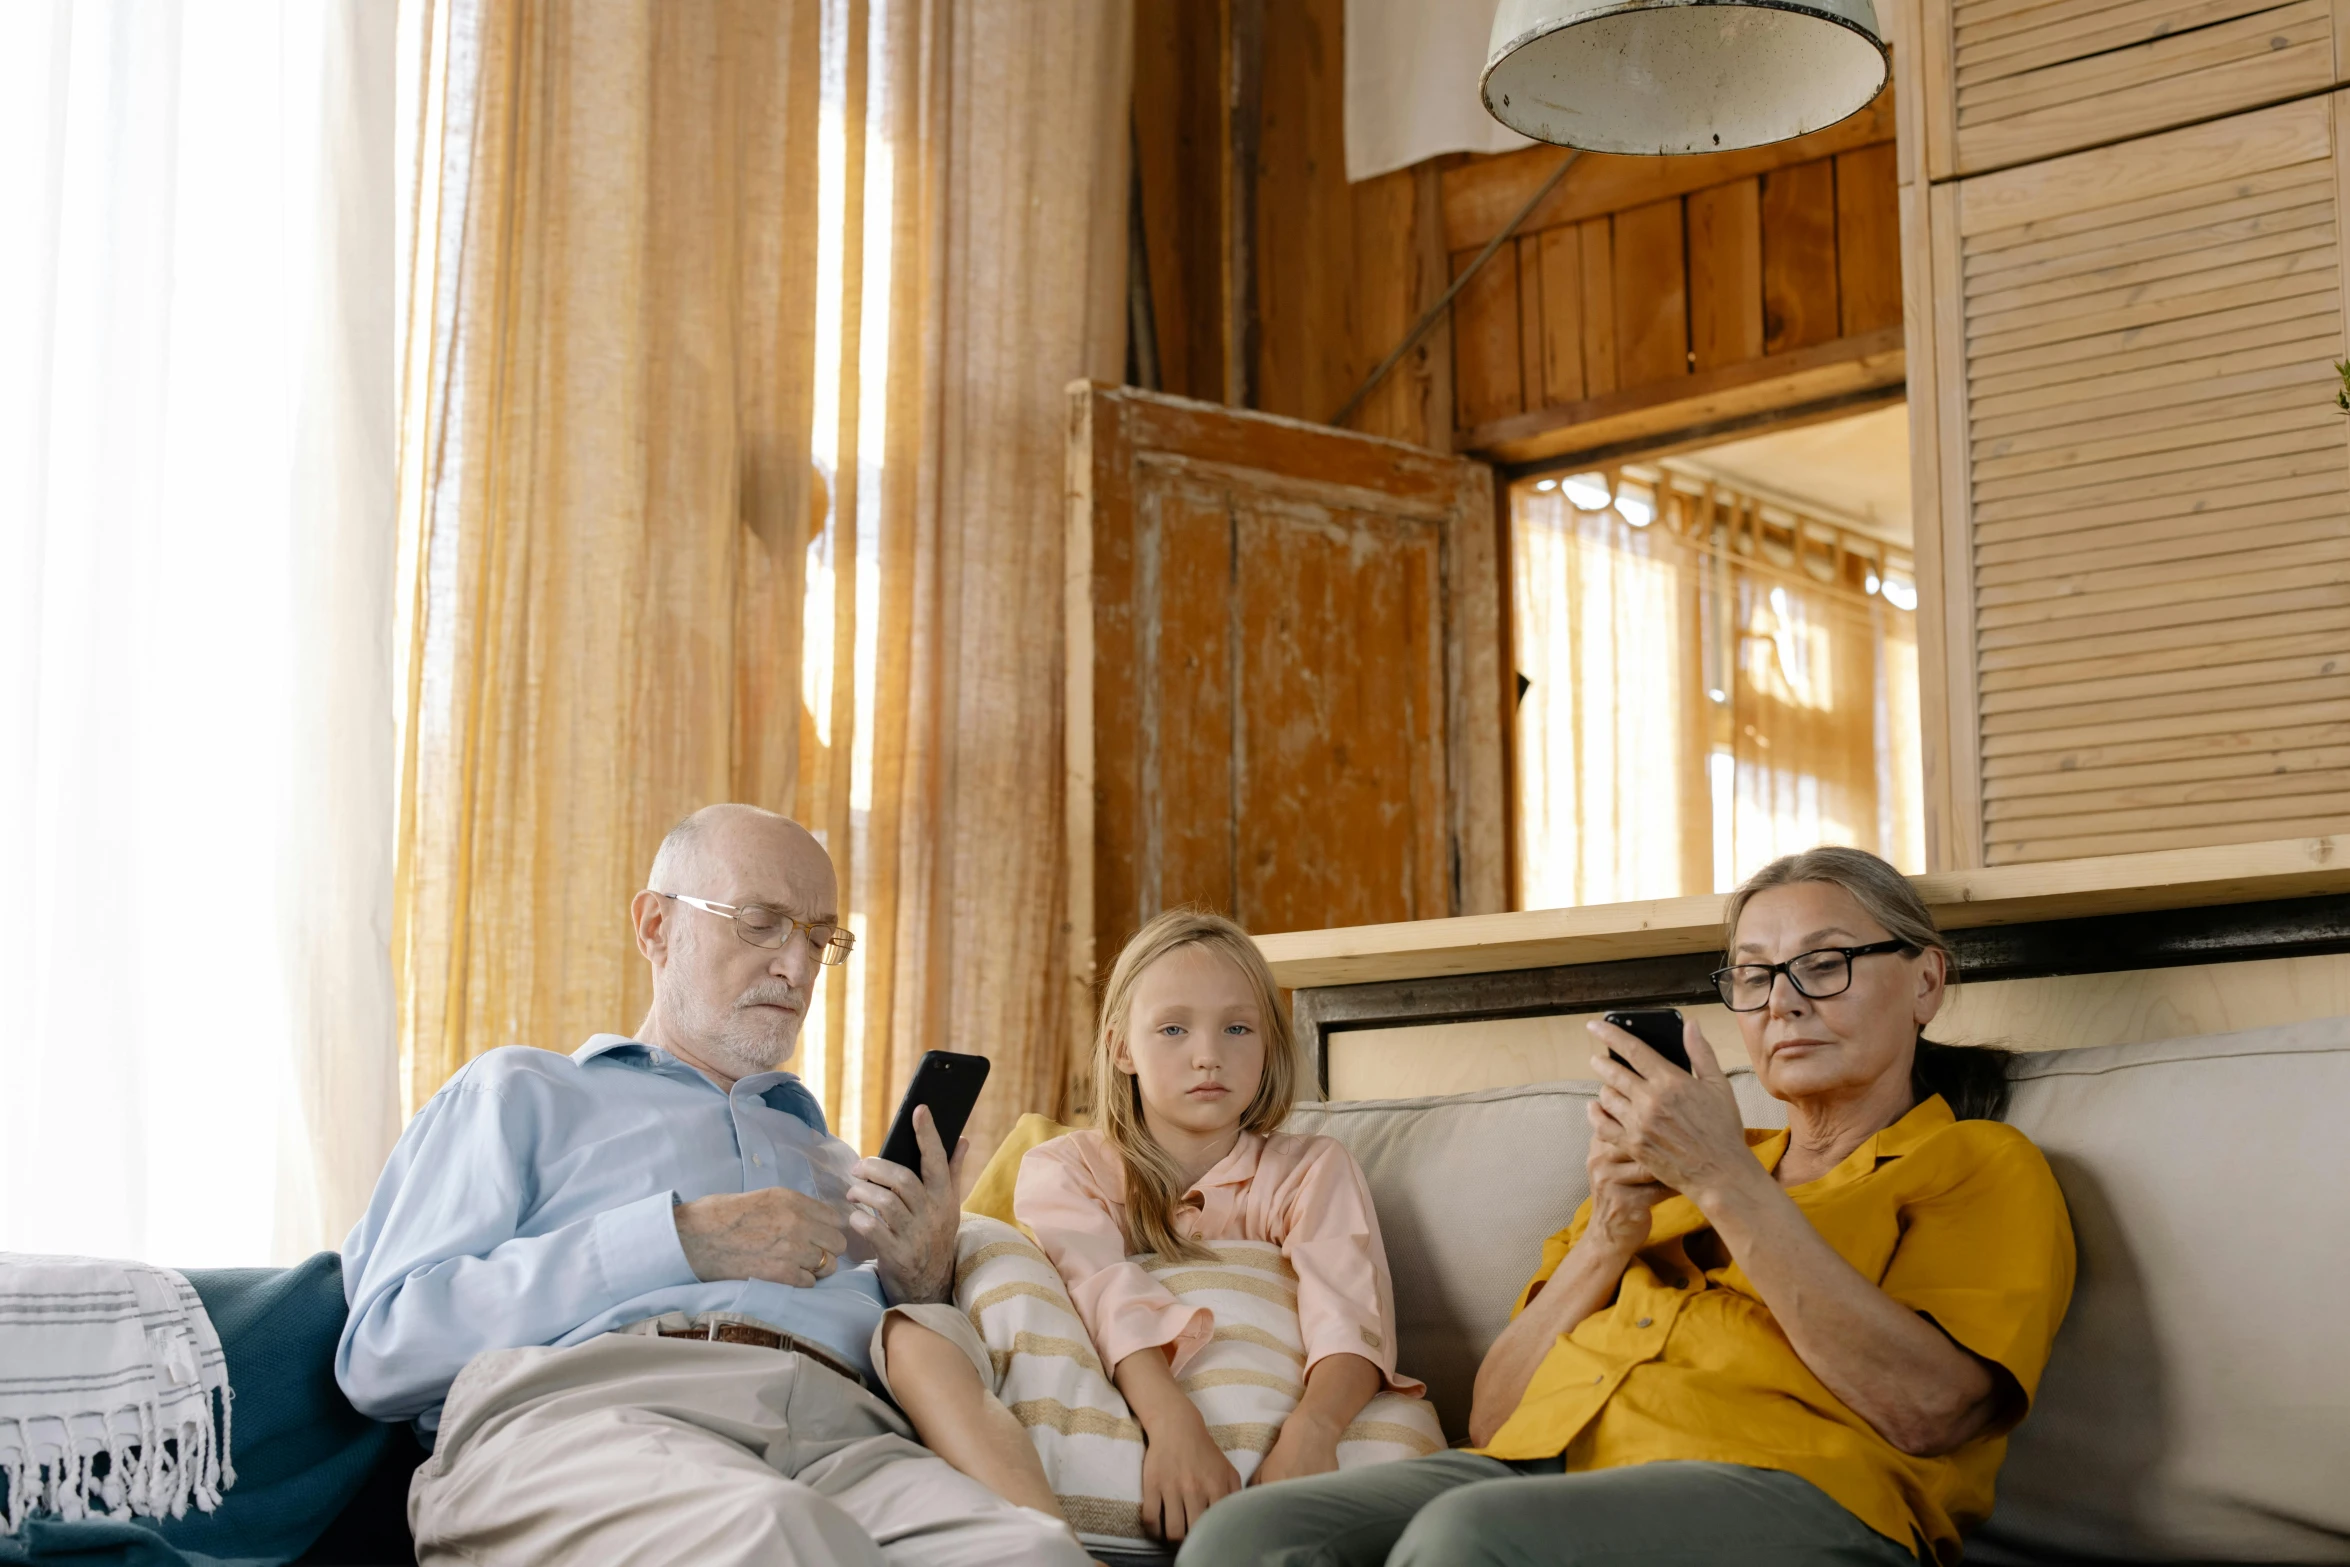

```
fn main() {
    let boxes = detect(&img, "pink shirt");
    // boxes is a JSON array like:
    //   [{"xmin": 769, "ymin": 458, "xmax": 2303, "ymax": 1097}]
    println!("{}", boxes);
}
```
[{"xmin": 1015, "ymin": 1128, "xmax": 1424, "ymax": 1393}]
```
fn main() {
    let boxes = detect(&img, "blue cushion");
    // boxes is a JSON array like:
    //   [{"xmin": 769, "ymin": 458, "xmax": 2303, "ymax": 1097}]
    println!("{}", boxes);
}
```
[{"xmin": 1, "ymin": 1254, "xmax": 394, "ymax": 1567}]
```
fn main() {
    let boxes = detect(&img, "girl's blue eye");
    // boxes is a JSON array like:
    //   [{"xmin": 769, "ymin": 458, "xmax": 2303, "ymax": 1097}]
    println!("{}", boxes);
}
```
[
  {"xmin": 1224, "ymin": 1023, "xmax": 1252, "ymax": 1035},
  {"xmin": 1158, "ymin": 1024, "xmax": 1185, "ymax": 1037}
]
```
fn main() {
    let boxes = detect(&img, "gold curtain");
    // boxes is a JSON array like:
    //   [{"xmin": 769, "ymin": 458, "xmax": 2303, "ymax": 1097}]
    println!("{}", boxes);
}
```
[
  {"xmin": 394, "ymin": 0, "xmax": 1132, "ymax": 1164},
  {"xmin": 1512, "ymin": 476, "xmax": 1924, "ymax": 908}
]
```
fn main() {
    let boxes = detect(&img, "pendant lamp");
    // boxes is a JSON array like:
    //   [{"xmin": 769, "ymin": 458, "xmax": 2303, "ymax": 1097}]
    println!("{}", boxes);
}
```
[{"xmin": 1482, "ymin": 0, "xmax": 1889, "ymax": 155}]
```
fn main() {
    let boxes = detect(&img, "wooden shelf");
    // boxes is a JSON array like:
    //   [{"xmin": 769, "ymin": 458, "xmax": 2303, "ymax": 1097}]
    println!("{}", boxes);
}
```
[{"xmin": 1254, "ymin": 835, "xmax": 2350, "ymax": 989}]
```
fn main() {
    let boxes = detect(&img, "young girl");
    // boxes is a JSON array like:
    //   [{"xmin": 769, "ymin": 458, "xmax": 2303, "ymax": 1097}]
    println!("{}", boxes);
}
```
[{"xmin": 876, "ymin": 910, "xmax": 1436, "ymax": 1549}]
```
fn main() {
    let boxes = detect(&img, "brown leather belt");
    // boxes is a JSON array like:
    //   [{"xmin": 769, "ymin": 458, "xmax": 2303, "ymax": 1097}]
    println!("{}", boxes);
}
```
[{"xmin": 656, "ymin": 1320, "xmax": 867, "ymax": 1389}]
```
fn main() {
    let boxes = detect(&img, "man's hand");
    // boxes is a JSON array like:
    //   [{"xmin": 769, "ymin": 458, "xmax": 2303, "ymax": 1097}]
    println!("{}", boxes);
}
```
[
  {"xmin": 673, "ymin": 1188, "xmax": 848, "ymax": 1288},
  {"xmin": 847, "ymin": 1105, "xmax": 968, "ymax": 1304}
]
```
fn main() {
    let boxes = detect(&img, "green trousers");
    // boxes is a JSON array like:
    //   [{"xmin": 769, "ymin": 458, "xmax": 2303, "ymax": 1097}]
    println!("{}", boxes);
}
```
[{"xmin": 1172, "ymin": 1453, "xmax": 1921, "ymax": 1567}]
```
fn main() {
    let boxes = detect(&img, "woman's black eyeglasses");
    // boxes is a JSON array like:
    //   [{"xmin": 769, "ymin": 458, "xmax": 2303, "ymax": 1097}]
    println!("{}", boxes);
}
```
[{"xmin": 1710, "ymin": 939, "xmax": 1914, "ymax": 1012}]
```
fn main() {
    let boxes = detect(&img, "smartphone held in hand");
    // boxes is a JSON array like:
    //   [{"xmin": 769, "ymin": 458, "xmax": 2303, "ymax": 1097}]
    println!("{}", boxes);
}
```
[
  {"xmin": 1604, "ymin": 1009, "xmax": 1693, "ymax": 1075},
  {"xmin": 877, "ymin": 1050, "xmax": 991, "ymax": 1171}
]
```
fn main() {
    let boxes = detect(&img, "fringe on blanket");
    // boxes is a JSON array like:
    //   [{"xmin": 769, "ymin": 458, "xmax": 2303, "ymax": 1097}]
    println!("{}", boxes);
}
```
[
  {"xmin": 0, "ymin": 1384, "xmax": 233, "ymax": 1534},
  {"xmin": 0, "ymin": 1255, "xmax": 236, "ymax": 1536}
]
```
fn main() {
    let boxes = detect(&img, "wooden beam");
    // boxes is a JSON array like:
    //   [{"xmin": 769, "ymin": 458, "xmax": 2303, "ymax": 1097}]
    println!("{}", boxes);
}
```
[
  {"xmin": 1288, "ymin": 891, "xmax": 2350, "ymax": 1092},
  {"xmin": 1222, "ymin": 0, "xmax": 1264, "ymax": 408},
  {"xmin": 1456, "ymin": 326, "xmax": 1905, "ymax": 467},
  {"xmin": 1442, "ymin": 89, "xmax": 1896, "ymax": 253},
  {"xmin": 1254, "ymin": 835, "xmax": 2350, "ymax": 988}
]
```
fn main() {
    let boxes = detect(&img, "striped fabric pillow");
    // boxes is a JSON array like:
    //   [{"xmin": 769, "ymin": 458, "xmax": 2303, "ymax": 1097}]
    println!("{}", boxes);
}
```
[{"xmin": 954, "ymin": 1216, "xmax": 1444, "ymax": 1547}]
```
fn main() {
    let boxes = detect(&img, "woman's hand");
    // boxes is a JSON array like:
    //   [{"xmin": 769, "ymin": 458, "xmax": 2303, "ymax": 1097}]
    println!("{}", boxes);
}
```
[
  {"xmin": 1588, "ymin": 1017, "xmax": 1758, "ymax": 1207},
  {"xmin": 1583, "ymin": 1128, "xmax": 1676, "ymax": 1252},
  {"xmin": 1114, "ymin": 1345, "xmax": 1240, "ymax": 1542}
]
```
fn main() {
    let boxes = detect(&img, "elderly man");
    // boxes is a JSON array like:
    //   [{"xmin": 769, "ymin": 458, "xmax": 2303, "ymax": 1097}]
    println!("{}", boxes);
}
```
[{"xmin": 337, "ymin": 804, "xmax": 1087, "ymax": 1566}]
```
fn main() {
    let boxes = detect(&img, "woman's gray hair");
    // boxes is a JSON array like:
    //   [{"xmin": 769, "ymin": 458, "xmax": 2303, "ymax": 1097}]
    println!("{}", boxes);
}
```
[{"xmin": 1724, "ymin": 846, "xmax": 2013, "ymax": 1122}]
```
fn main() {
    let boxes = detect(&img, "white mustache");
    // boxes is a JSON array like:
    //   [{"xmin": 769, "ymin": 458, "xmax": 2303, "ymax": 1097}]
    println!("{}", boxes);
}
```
[{"xmin": 735, "ymin": 983, "xmax": 803, "ymax": 1012}]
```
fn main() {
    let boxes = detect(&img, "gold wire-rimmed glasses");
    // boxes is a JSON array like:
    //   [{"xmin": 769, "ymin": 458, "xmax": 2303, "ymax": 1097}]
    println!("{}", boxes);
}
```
[
  {"xmin": 656, "ymin": 892, "xmax": 855, "ymax": 965},
  {"xmin": 1709, "ymin": 939, "xmax": 1913, "ymax": 1012}
]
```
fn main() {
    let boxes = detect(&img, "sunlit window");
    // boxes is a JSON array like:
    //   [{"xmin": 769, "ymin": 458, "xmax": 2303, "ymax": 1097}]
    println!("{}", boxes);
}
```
[{"xmin": 1513, "ymin": 466, "xmax": 1925, "ymax": 907}]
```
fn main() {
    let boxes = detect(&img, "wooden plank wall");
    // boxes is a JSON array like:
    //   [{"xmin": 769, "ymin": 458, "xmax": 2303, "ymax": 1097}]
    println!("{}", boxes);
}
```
[
  {"xmin": 1897, "ymin": 0, "xmax": 2350, "ymax": 869},
  {"xmin": 1445, "ymin": 127, "xmax": 1905, "ymax": 459},
  {"xmin": 1133, "ymin": 0, "xmax": 1454, "ymax": 449},
  {"xmin": 1131, "ymin": 2, "xmax": 1906, "ymax": 465}
]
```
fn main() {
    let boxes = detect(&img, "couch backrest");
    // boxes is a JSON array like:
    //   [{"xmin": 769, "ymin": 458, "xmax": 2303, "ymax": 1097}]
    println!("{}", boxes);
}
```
[
  {"xmin": 1292, "ymin": 1019, "xmax": 2350, "ymax": 1565},
  {"xmin": 1976, "ymin": 1018, "xmax": 2350, "ymax": 1565}
]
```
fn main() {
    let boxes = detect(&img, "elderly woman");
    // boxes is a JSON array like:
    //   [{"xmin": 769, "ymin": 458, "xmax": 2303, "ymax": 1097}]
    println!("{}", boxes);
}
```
[{"xmin": 1180, "ymin": 846, "xmax": 2074, "ymax": 1567}]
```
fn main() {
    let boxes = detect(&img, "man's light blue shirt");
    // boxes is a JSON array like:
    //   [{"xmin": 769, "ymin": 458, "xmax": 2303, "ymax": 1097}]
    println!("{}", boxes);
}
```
[{"xmin": 336, "ymin": 1034, "xmax": 885, "ymax": 1432}]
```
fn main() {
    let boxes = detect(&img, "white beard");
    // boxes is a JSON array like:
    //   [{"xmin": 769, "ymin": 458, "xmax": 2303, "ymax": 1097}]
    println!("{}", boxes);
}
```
[
  {"xmin": 664, "ymin": 965, "xmax": 806, "ymax": 1080},
  {"xmin": 700, "ymin": 1007, "xmax": 802, "ymax": 1080}
]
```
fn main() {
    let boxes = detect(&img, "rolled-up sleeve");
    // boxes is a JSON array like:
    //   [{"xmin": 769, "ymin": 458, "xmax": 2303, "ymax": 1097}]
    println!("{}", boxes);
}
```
[
  {"xmin": 335, "ymin": 1070, "xmax": 698, "ymax": 1423},
  {"xmin": 1015, "ymin": 1139, "xmax": 1212, "ymax": 1376},
  {"xmin": 1282, "ymin": 1140, "xmax": 1424, "ymax": 1393},
  {"xmin": 1879, "ymin": 1128, "xmax": 2076, "ymax": 1431}
]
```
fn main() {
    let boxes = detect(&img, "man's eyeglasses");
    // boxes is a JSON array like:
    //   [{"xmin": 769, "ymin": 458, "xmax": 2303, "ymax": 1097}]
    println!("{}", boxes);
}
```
[
  {"xmin": 1710, "ymin": 939, "xmax": 1913, "ymax": 1012},
  {"xmin": 656, "ymin": 893, "xmax": 855, "ymax": 966}
]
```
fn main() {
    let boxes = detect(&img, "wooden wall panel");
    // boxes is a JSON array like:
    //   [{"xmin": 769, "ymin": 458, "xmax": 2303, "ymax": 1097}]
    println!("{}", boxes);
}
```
[
  {"xmin": 1452, "ymin": 146, "xmax": 1897, "ymax": 453},
  {"xmin": 1688, "ymin": 178, "xmax": 1764, "ymax": 370},
  {"xmin": 1150, "ymin": 485, "xmax": 1241, "ymax": 911},
  {"xmin": 1837, "ymin": 143, "xmax": 1903, "ymax": 333},
  {"xmin": 1578, "ymin": 218, "xmax": 1620, "ymax": 398},
  {"xmin": 1452, "ymin": 242, "xmax": 1525, "ymax": 428},
  {"xmin": 1068, "ymin": 386, "xmax": 1505, "ymax": 1045},
  {"xmin": 1536, "ymin": 226, "xmax": 1587, "ymax": 403},
  {"xmin": 1613, "ymin": 197, "xmax": 1691, "ymax": 386},
  {"xmin": 1938, "ymin": 0, "xmax": 2345, "ymax": 176},
  {"xmin": 1945, "ymin": 97, "xmax": 2350, "ymax": 865},
  {"xmin": 1133, "ymin": 0, "xmax": 1224, "ymax": 403},
  {"xmin": 1762, "ymin": 160, "xmax": 1842, "ymax": 354},
  {"xmin": 1234, "ymin": 505, "xmax": 1451, "ymax": 932}
]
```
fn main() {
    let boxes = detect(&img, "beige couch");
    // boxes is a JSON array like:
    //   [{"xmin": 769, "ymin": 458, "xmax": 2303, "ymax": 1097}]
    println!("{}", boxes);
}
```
[{"xmin": 1286, "ymin": 1017, "xmax": 2350, "ymax": 1564}]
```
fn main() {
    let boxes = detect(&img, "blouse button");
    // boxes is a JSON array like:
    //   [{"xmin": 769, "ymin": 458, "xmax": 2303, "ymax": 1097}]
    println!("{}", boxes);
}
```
[{"xmin": 1635, "ymin": 1317, "xmax": 1652, "ymax": 1329}]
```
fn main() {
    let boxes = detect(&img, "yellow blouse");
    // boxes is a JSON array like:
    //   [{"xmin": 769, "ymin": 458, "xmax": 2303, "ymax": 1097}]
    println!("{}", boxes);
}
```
[{"xmin": 1479, "ymin": 1095, "xmax": 2075, "ymax": 1563}]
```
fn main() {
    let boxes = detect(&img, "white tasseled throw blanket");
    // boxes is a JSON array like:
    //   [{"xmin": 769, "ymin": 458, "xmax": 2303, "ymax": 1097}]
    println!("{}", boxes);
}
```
[
  {"xmin": 952, "ymin": 1217, "xmax": 1444, "ymax": 1547},
  {"xmin": 0, "ymin": 1255, "xmax": 233, "ymax": 1535}
]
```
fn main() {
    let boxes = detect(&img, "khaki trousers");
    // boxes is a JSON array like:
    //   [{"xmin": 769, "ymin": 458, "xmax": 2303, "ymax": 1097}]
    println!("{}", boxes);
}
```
[{"xmin": 410, "ymin": 1333, "xmax": 1091, "ymax": 1567}]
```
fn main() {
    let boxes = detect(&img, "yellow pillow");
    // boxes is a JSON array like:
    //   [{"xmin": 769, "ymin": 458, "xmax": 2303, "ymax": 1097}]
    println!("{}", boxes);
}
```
[{"xmin": 962, "ymin": 1111, "xmax": 1080, "ymax": 1226}]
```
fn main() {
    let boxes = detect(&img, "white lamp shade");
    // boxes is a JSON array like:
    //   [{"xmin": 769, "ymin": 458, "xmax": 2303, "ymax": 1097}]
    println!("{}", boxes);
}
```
[{"xmin": 1482, "ymin": 0, "xmax": 1889, "ymax": 155}]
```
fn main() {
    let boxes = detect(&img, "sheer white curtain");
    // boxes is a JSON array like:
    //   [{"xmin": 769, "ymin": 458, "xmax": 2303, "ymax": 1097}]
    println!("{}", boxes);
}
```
[
  {"xmin": 0, "ymin": 2, "xmax": 400, "ymax": 1265},
  {"xmin": 1514, "ymin": 487, "xmax": 1699, "ymax": 908}
]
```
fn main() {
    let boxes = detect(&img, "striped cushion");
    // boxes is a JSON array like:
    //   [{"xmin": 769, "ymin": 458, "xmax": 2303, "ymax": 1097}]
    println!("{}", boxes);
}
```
[{"xmin": 953, "ymin": 1216, "xmax": 1443, "ymax": 1546}]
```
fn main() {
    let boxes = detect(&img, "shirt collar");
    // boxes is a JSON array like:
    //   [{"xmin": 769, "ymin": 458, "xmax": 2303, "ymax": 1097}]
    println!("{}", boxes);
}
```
[
  {"xmin": 1187, "ymin": 1129, "xmax": 1266, "ymax": 1192},
  {"xmin": 1746, "ymin": 1092, "xmax": 1955, "ymax": 1186},
  {"xmin": 574, "ymin": 1034, "xmax": 829, "ymax": 1133}
]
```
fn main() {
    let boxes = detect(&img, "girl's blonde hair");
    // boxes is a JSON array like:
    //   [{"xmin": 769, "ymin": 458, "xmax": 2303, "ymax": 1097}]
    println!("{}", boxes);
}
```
[{"xmin": 1090, "ymin": 908, "xmax": 1298, "ymax": 1264}]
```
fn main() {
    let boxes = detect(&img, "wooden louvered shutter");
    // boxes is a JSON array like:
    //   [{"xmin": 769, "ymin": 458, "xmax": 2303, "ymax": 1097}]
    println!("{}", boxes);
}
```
[
  {"xmin": 1928, "ymin": 95, "xmax": 2350, "ymax": 865},
  {"xmin": 1929, "ymin": 0, "xmax": 2347, "ymax": 176}
]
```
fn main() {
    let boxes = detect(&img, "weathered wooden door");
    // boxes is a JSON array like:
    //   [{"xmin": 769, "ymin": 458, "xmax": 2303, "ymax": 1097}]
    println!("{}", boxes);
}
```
[{"xmin": 1066, "ymin": 382, "xmax": 1505, "ymax": 1039}]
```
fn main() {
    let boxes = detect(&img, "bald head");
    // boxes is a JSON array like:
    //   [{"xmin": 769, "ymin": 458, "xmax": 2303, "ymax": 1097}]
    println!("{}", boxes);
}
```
[
  {"xmin": 648, "ymin": 804, "xmax": 833, "ymax": 912},
  {"xmin": 634, "ymin": 804, "xmax": 839, "ymax": 1086}
]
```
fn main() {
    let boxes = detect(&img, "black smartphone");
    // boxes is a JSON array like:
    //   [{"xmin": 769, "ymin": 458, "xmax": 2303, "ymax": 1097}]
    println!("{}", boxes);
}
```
[
  {"xmin": 877, "ymin": 1050, "xmax": 991, "ymax": 1171},
  {"xmin": 1604, "ymin": 1009, "xmax": 1693, "ymax": 1075}
]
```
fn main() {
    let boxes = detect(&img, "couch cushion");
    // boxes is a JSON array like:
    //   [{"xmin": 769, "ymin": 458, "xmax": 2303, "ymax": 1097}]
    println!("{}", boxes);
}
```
[
  {"xmin": 1974, "ymin": 1018, "xmax": 2350, "ymax": 1566},
  {"xmin": 1285, "ymin": 1069, "xmax": 1785, "ymax": 1440}
]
